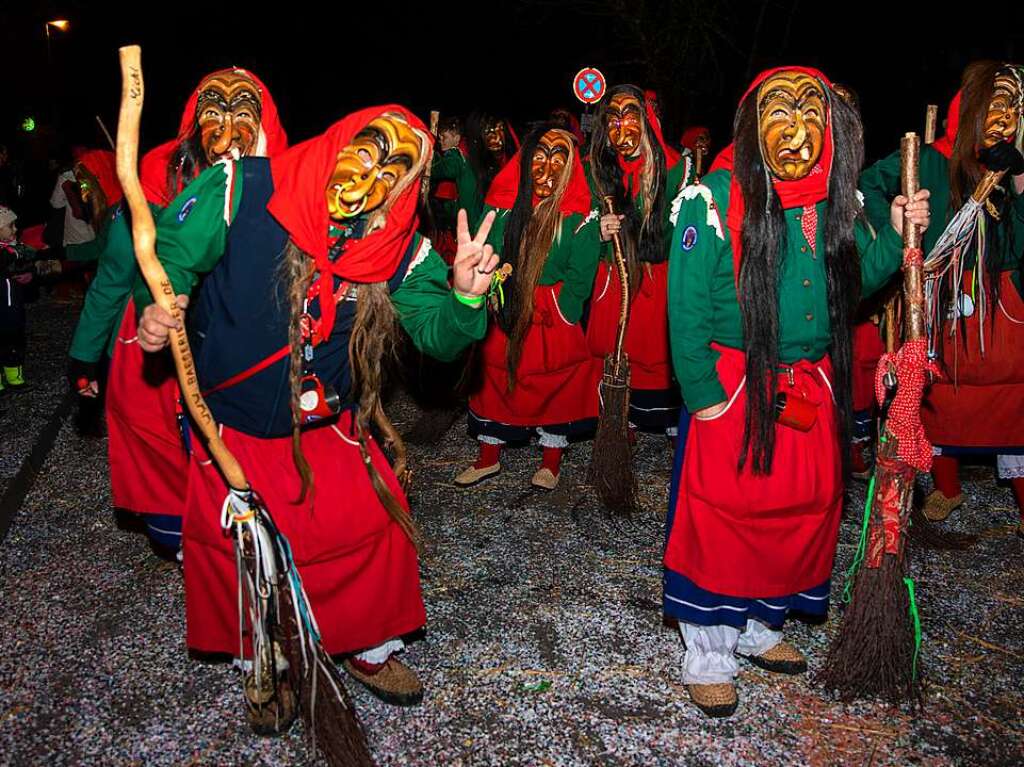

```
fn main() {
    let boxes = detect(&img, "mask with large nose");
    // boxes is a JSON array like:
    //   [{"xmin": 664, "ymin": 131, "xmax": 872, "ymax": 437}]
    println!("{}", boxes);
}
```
[
  {"xmin": 982, "ymin": 67, "xmax": 1023, "ymax": 149},
  {"xmin": 605, "ymin": 92, "xmax": 644, "ymax": 160},
  {"xmin": 195, "ymin": 71, "xmax": 263, "ymax": 164},
  {"xmin": 325, "ymin": 114, "xmax": 423, "ymax": 220},
  {"xmin": 757, "ymin": 71, "xmax": 827, "ymax": 181},
  {"xmin": 531, "ymin": 130, "xmax": 572, "ymax": 200}
]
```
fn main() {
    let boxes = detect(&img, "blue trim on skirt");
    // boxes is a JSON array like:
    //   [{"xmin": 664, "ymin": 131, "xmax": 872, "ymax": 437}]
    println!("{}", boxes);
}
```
[
  {"xmin": 145, "ymin": 514, "xmax": 182, "ymax": 551},
  {"xmin": 662, "ymin": 406, "xmax": 830, "ymax": 630}
]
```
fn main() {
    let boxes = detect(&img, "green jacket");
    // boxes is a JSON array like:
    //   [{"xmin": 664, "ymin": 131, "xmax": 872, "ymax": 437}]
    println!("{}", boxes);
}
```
[
  {"xmin": 483, "ymin": 204, "xmax": 601, "ymax": 324},
  {"xmin": 68, "ymin": 207, "xmax": 145, "ymax": 363},
  {"xmin": 668, "ymin": 168, "xmax": 905, "ymax": 412},
  {"xmin": 135, "ymin": 161, "xmax": 486, "ymax": 364},
  {"xmin": 432, "ymin": 148, "xmax": 484, "ymax": 225}
]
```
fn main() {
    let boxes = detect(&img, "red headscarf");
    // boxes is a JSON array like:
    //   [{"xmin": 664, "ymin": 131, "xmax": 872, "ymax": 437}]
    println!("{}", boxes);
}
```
[
  {"xmin": 680, "ymin": 126, "xmax": 710, "ymax": 151},
  {"xmin": 484, "ymin": 131, "xmax": 592, "ymax": 216},
  {"xmin": 930, "ymin": 91, "xmax": 960, "ymax": 159},
  {"xmin": 267, "ymin": 105, "xmax": 428, "ymax": 340},
  {"xmin": 140, "ymin": 67, "xmax": 288, "ymax": 206},
  {"xmin": 708, "ymin": 66, "xmax": 836, "ymax": 283},
  {"xmin": 76, "ymin": 149, "xmax": 123, "ymax": 206}
]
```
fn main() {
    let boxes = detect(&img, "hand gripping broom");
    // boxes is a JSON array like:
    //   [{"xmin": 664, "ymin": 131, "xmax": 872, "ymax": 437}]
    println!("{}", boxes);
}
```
[{"xmin": 115, "ymin": 45, "xmax": 374, "ymax": 767}]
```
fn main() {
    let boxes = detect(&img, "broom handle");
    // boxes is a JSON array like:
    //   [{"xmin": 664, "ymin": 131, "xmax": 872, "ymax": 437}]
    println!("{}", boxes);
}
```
[
  {"xmin": 420, "ymin": 110, "xmax": 440, "ymax": 206},
  {"xmin": 924, "ymin": 105, "xmax": 938, "ymax": 145},
  {"xmin": 971, "ymin": 168, "xmax": 1007, "ymax": 205},
  {"xmin": 96, "ymin": 114, "xmax": 116, "ymax": 151},
  {"xmin": 602, "ymin": 195, "xmax": 630, "ymax": 371},
  {"xmin": 884, "ymin": 297, "xmax": 898, "ymax": 354},
  {"xmin": 115, "ymin": 45, "xmax": 249, "ymax": 492},
  {"xmin": 900, "ymin": 133, "xmax": 925, "ymax": 344}
]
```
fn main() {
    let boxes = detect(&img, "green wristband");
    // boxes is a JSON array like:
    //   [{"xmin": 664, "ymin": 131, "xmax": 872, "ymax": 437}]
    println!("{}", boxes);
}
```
[{"xmin": 454, "ymin": 290, "xmax": 485, "ymax": 309}]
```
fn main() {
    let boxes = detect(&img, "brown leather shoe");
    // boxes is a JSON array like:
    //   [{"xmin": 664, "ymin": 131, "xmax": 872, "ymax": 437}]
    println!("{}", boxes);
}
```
[
  {"xmin": 687, "ymin": 682, "xmax": 738, "ymax": 718},
  {"xmin": 922, "ymin": 489, "xmax": 964, "ymax": 522},
  {"xmin": 454, "ymin": 463, "xmax": 501, "ymax": 487},
  {"xmin": 742, "ymin": 641, "xmax": 807, "ymax": 675},
  {"xmin": 530, "ymin": 467, "xmax": 559, "ymax": 491},
  {"xmin": 343, "ymin": 657, "xmax": 424, "ymax": 706}
]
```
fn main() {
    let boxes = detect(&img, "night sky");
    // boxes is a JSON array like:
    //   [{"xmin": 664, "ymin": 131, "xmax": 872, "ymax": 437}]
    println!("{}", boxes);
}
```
[{"xmin": 4, "ymin": 2, "xmax": 1024, "ymax": 195}]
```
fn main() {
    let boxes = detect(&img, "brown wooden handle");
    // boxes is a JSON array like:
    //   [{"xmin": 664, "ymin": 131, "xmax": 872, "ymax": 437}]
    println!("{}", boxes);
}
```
[
  {"xmin": 924, "ymin": 105, "xmax": 938, "ymax": 145},
  {"xmin": 900, "ymin": 132, "xmax": 926, "ymax": 343},
  {"xmin": 420, "ymin": 110, "xmax": 440, "ymax": 207},
  {"xmin": 601, "ymin": 195, "xmax": 630, "ymax": 367},
  {"xmin": 115, "ymin": 45, "xmax": 249, "ymax": 492}
]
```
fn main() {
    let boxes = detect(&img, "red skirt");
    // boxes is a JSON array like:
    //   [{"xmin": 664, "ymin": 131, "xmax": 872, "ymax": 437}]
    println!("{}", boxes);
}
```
[
  {"xmin": 663, "ymin": 345, "xmax": 843, "ymax": 597},
  {"xmin": 586, "ymin": 261, "xmax": 673, "ymax": 390},
  {"xmin": 852, "ymin": 321, "xmax": 885, "ymax": 412},
  {"xmin": 922, "ymin": 273, "xmax": 1024, "ymax": 447},
  {"xmin": 183, "ymin": 411, "xmax": 425, "ymax": 657},
  {"xmin": 470, "ymin": 283, "xmax": 598, "ymax": 426},
  {"xmin": 105, "ymin": 299, "xmax": 187, "ymax": 517}
]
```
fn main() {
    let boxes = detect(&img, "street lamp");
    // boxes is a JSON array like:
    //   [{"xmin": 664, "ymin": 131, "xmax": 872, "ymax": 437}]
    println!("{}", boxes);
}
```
[
  {"xmin": 44, "ymin": 19, "xmax": 70, "ymax": 124},
  {"xmin": 45, "ymin": 19, "xmax": 70, "ymax": 59}
]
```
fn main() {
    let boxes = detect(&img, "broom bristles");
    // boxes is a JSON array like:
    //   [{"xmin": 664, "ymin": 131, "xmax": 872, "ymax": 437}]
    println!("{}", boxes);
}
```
[
  {"xmin": 279, "ymin": 578, "xmax": 376, "ymax": 767},
  {"xmin": 816, "ymin": 554, "xmax": 921, "ymax": 703},
  {"xmin": 588, "ymin": 354, "xmax": 637, "ymax": 514}
]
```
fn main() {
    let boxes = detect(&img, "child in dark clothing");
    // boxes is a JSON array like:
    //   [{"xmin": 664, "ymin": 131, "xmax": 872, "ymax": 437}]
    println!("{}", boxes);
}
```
[{"xmin": 0, "ymin": 205, "xmax": 36, "ymax": 393}]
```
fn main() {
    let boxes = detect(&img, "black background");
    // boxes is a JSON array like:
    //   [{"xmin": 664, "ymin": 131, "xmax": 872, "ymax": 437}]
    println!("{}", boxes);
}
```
[{"xmin": 4, "ymin": 2, "xmax": 1024, "ymax": 181}]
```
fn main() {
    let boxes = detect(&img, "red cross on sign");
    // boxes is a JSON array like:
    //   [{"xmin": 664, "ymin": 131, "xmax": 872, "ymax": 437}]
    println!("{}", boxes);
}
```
[{"xmin": 573, "ymin": 67, "xmax": 606, "ymax": 104}]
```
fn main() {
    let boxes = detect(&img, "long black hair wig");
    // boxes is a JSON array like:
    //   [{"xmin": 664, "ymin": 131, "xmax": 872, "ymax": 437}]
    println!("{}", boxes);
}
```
[
  {"xmin": 733, "ymin": 83, "xmax": 864, "ymax": 476},
  {"xmin": 587, "ymin": 84, "xmax": 669, "ymax": 283}
]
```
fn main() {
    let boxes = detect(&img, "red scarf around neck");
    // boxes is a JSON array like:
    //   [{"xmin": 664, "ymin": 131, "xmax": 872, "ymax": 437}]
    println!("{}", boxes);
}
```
[{"xmin": 267, "ymin": 105, "xmax": 428, "ymax": 341}]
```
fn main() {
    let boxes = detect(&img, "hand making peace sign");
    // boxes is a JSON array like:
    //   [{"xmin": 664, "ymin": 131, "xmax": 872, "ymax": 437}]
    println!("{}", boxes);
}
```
[{"xmin": 451, "ymin": 209, "xmax": 500, "ymax": 298}]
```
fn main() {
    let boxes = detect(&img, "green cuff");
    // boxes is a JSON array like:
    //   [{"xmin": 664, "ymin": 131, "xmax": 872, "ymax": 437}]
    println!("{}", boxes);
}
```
[
  {"xmin": 683, "ymin": 379, "xmax": 728, "ymax": 414},
  {"xmin": 447, "ymin": 290, "xmax": 488, "ymax": 340},
  {"xmin": 879, "ymin": 219, "xmax": 904, "ymax": 252}
]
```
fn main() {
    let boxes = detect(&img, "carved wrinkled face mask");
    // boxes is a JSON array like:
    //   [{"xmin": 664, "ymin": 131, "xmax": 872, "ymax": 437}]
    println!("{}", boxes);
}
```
[
  {"xmin": 195, "ymin": 71, "xmax": 262, "ymax": 164},
  {"xmin": 326, "ymin": 114, "xmax": 423, "ymax": 220},
  {"xmin": 757, "ymin": 71, "xmax": 827, "ymax": 181},
  {"xmin": 982, "ymin": 68, "xmax": 1022, "ymax": 149},
  {"xmin": 531, "ymin": 130, "xmax": 572, "ymax": 199},
  {"xmin": 483, "ymin": 121, "xmax": 506, "ymax": 153},
  {"xmin": 606, "ymin": 93, "xmax": 644, "ymax": 159}
]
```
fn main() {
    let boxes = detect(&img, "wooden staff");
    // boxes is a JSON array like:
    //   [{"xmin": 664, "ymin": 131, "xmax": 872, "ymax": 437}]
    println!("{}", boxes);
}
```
[
  {"xmin": 115, "ymin": 46, "xmax": 248, "ymax": 491},
  {"xmin": 604, "ymin": 195, "xmax": 630, "ymax": 375},
  {"xmin": 924, "ymin": 105, "xmax": 938, "ymax": 145},
  {"xmin": 420, "ymin": 110, "xmax": 440, "ymax": 206},
  {"xmin": 901, "ymin": 133, "xmax": 926, "ymax": 342},
  {"xmin": 95, "ymin": 115, "xmax": 115, "ymax": 150},
  {"xmin": 694, "ymin": 146, "xmax": 705, "ymax": 181}
]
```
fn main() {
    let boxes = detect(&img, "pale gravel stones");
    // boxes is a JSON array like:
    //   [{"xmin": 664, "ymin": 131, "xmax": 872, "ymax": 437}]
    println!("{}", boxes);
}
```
[{"xmin": 0, "ymin": 298, "xmax": 1021, "ymax": 766}]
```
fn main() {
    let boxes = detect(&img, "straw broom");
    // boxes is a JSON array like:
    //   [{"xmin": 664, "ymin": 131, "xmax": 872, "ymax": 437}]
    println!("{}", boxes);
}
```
[
  {"xmin": 818, "ymin": 133, "xmax": 932, "ymax": 702},
  {"xmin": 587, "ymin": 195, "xmax": 638, "ymax": 514}
]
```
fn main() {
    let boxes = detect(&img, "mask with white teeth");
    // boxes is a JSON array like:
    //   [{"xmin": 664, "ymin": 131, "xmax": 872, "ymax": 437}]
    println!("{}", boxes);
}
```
[
  {"xmin": 195, "ymin": 70, "xmax": 263, "ymax": 166},
  {"xmin": 756, "ymin": 70, "xmax": 827, "ymax": 181}
]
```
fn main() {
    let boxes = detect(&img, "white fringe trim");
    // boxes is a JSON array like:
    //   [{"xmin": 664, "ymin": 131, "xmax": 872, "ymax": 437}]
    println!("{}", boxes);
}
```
[{"xmin": 670, "ymin": 184, "xmax": 723, "ymax": 239}]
